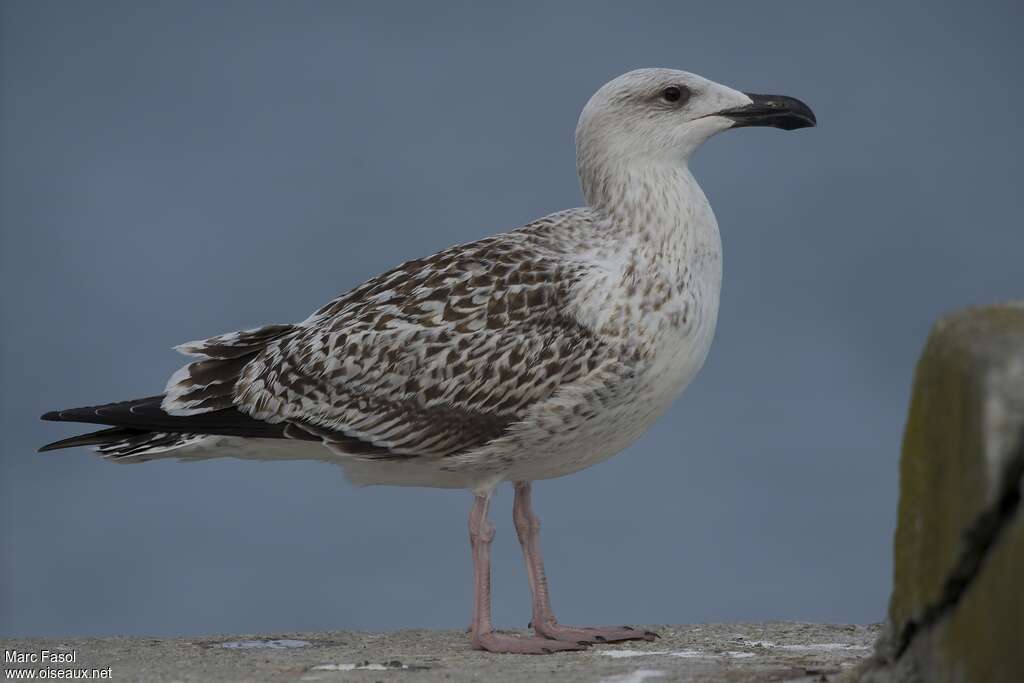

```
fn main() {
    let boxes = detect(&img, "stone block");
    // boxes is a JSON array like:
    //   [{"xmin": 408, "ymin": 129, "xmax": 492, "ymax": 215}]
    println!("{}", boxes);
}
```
[{"xmin": 858, "ymin": 302, "xmax": 1024, "ymax": 683}]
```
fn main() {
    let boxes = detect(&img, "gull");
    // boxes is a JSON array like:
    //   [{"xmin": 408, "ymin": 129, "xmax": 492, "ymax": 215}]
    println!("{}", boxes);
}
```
[{"xmin": 40, "ymin": 68, "xmax": 815, "ymax": 654}]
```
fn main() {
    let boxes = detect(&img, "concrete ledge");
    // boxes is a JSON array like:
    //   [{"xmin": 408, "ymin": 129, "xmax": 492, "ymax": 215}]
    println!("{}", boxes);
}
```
[
  {"xmin": 2, "ymin": 623, "xmax": 877, "ymax": 682},
  {"xmin": 857, "ymin": 303, "xmax": 1024, "ymax": 683}
]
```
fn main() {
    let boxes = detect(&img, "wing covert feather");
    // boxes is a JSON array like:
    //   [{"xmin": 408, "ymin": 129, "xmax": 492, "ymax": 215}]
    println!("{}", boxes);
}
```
[{"xmin": 234, "ymin": 217, "xmax": 612, "ymax": 458}]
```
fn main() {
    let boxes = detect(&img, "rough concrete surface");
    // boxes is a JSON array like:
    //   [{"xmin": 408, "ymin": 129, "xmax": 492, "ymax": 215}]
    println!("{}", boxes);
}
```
[
  {"xmin": 857, "ymin": 303, "xmax": 1024, "ymax": 683},
  {"xmin": 1, "ymin": 622, "xmax": 878, "ymax": 682}
]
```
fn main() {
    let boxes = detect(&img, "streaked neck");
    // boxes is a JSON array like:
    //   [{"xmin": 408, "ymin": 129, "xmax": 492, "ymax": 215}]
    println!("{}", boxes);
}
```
[{"xmin": 582, "ymin": 159, "xmax": 708, "ymax": 238}]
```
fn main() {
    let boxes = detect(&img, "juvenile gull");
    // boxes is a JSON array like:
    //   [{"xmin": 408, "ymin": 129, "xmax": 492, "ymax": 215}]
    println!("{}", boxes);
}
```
[{"xmin": 40, "ymin": 68, "xmax": 815, "ymax": 654}]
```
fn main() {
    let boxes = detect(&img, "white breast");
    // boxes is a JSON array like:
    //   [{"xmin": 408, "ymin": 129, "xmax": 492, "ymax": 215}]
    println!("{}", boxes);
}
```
[{"xmin": 487, "ymin": 166, "xmax": 724, "ymax": 485}]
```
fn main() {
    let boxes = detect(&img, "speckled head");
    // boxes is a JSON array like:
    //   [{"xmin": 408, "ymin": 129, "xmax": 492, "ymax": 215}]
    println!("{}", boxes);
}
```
[{"xmin": 576, "ymin": 68, "xmax": 815, "ymax": 175}]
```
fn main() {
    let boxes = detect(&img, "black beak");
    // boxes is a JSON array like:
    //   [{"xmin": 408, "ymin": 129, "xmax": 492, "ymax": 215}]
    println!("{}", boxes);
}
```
[{"xmin": 717, "ymin": 93, "xmax": 816, "ymax": 131}]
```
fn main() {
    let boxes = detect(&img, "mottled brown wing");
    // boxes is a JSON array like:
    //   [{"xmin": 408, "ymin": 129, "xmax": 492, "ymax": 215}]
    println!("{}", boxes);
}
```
[{"xmin": 233, "ymin": 226, "xmax": 610, "ymax": 458}]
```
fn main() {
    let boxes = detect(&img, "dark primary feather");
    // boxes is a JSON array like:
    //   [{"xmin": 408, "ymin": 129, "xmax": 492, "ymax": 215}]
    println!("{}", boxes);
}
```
[
  {"xmin": 38, "ymin": 323, "xmax": 316, "ymax": 455},
  {"xmin": 38, "ymin": 395, "xmax": 319, "ymax": 453},
  {"xmin": 37, "ymin": 396, "xmax": 407, "ymax": 457}
]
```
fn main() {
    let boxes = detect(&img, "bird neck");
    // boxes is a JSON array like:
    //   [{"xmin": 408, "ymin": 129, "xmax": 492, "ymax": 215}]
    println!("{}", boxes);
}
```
[
  {"xmin": 573, "ymin": 157, "xmax": 723, "ymax": 350},
  {"xmin": 581, "ymin": 157, "xmax": 718, "ymax": 258}
]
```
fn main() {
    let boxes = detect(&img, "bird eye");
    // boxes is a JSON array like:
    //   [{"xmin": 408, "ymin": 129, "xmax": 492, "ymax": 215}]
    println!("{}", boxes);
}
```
[{"xmin": 661, "ymin": 86, "xmax": 689, "ymax": 104}]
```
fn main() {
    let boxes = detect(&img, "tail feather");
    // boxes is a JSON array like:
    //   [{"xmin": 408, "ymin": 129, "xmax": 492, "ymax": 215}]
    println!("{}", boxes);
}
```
[
  {"xmin": 95, "ymin": 431, "xmax": 206, "ymax": 460},
  {"xmin": 173, "ymin": 324, "xmax": 294, "ymax": 359},
  {"xmin": 38, "ymin": 427, "xmax": 146, "ymax": 453},
  {"xmin": 163, "ymin": 323, "xmax": 295, "ymax": 416},
  {"xmin": 38, "ymin": 426, "xmax": 200, "ymax": 460}
]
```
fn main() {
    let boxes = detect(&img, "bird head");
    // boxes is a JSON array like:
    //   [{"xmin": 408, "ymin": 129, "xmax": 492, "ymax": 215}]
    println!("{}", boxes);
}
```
[{"xmin": 576, "ymin": 68, "xmax": 815, "ymax": 169}]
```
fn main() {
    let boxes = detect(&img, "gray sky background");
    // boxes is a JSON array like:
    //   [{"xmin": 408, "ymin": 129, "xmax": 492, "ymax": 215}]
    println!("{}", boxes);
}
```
[{"xmin": 2, "ymin": 1, "xmax": 1022, "ymax": 637}]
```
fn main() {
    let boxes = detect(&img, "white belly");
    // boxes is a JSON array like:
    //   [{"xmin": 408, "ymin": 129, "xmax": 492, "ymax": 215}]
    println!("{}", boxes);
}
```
[{"xmin": 496, "ymin": 289, "xmax": 720, "ymax": 485}]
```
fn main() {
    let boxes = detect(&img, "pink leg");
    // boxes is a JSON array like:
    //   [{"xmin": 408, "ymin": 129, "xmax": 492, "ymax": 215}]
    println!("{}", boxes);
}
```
[
  {"xmin": 467, "ymin": 493, "xmax": 586, "ymax": 654},
  {"xmin": 513, "ymin": 482, "xmax": 658, "ymax": 644}
]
